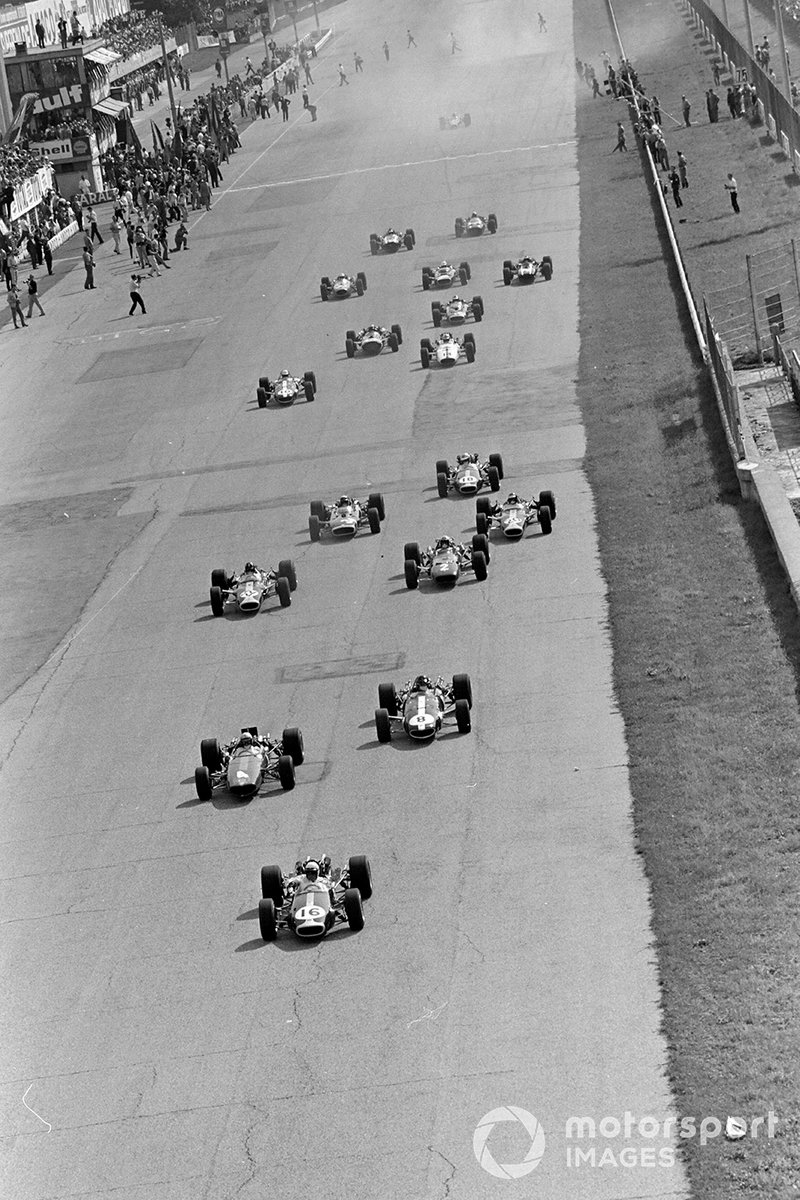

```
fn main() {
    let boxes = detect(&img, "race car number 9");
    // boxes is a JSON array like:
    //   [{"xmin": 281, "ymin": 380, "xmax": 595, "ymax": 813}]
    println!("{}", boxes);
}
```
[{"xmin": 297, "ymin": 905, "xmax": 325, "ymax": 920}]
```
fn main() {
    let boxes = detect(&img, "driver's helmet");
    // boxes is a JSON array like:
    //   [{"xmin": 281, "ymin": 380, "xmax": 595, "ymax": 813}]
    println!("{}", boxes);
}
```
[
  {"xmin": 338, "ymin": 495, "xmax": 352, "ymax": 507},
  {"xmin": 280, "ymin": 368, "xmax": 290, "ymax": 378},
  {"xmin": 457, "ymin": 453, "xmax": 471, "ymax": 464},
  {"xmin": 470, "ymin": 211, "xmax": 478, "ymax": 217},
  {"xmin": 336, "ymin": 272, "xmax": 347, "ymax": 280},
  {"xmin": 439, "ymin": 260, "xmax": 448, "ymax": 269},
  {"xmin": 244, "ymin": 561, "xmax": 256, "ymax": 574},
  {"xmin": 413, "ymin": 674, "xmax": 432, "ymax": 690},
  {"xmin": 436, "ymin": 535, "xmax": 454, "ymax": 549},
  {"xmin": 506, "ymin": 492, "xmax": 520, "ymax": 505},
  {"xmin": 303, "ymin": 859, "xmax": 320, "ymax": 881},
  {"xmin": 440, "ymin": 331, "xmax": 452, "ymax": 342},
  {"xmin": 239, "ymin": 732, "xmax": 254, "ymax": 748}
]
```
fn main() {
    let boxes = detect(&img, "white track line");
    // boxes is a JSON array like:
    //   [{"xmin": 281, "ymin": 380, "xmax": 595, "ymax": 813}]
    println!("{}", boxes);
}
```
[{"xmin": 22, "ymin": 1084, "xmax": 52, "ymax": 1132}]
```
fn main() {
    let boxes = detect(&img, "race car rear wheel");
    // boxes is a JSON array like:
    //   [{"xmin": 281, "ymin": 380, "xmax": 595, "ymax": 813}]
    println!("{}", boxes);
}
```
[
  {"xmin": 476, "ymin": 512, "xmax": 489, "ymax": 536},
  {"xmin": 404, "ymin": 541, "xmax": 422, "ymax": 565},
  {"xmin": 465, "ymin": 341, "xmax": 475, "ymax": 363},
  {"xmin": 282, "ymin": 727, "xmax": 304, "ymax": 765},
  {"xmin": 455, "ymin": 698, "xmax": 472, "ymax": 733},
  {"xmin": 348, "ymin": 854, "xmax": 373, "ymax": 900},
  {"xmin": 258, "ymin": 898, "xmax": 278, "ymax": 941},
  {"xmin": 422, "ymin": 271, "xmax": 431, "ymax": 291},
  {"xmin": 539, "ymin": 505, "xmax": 553, "ymax": 535},
  {"xmin": 370, "ymin": 235, "xmax": 379, "ymax": 255},
  {"xmin": 278, "ymin": 558, "xmax": 298, "ymax": 589},
  {"xmin": 194, "ymin": 765, "xmax": 213, "ymax": 801},
  {"xmin": 277, "ymin": 755, "xmax": 296, "ymax": 791},
  {"xmin": 257, "ymin": 387, "xmax": 268, "ymax": 408},
  {"xmin": 476, "ymin": 496, "xmax": 492, "ymax": 515},
  {"xmin": 391, "ymin": 323, "xmax": 403, "ymax": 345},
  {"xmin": 357, "ymin": 271, "xmax": 367, "ymax": 290},
  {"xmin": 405, "ymin": 228, "xmax": 416, "ymax": 247},
  {"xmin": 344, "ymin": 887, "xmax": 365, "ymax": 930},
  {"xmin": 458, "ymin": 268, "xmax": 468, "ymax": 286},
  {"xmin": 472, "ymin": 304, "xmax": 482, "ymax": 322},
  {"xmin": 455, "ymin": 218, "xmax": 465, "ymax": 237},
  {"xmin": 260, "ymin": 864, "xmax": 284, "ymax": 904},
  {"xmin": 473, "ymin": 294, "xmax": 484, "ymax": 316},
  {"xmin": 309, "ymin": 514, "xmax": 322, "ymax": 541},
  {"xmin": 304, "ymin": 371, "xmax": 317, "ymax": 391},
  {"xmin": 388, "ymin": 333, "xmax": 399, "ymax": 352},
  {"xmin": 304, "ymin": 381, "xmax": 315, "ymax": 402},
  {"xmin": 541, "ymin": 260, "xmax": 553, "ymax": 281},
  {"xmin": 459, "ymin": 261, "xmax": 471, "ymax": 281},
  {"xmin": 487, "ymin": 465, "xmax": 500, "ymax": 492},
  {"xmin": 320, "ymin": 283, "xmax": 328, "ymax": 301},
  {"xmin": 356, "ymin": 277, "xmax": 364, "ymax": 296},
  {"xmin": 503, "ymin": 267, "xmax": 513, "ymax": 286},
  {"xmin": 375, "ymin": 707, "xmax": 393, "ymax": 742},
  {"xmin": 200, "ymin": 737, "xmax": 222, "ymax": 771},
  {"xmin": 472, "ymin": 533, "xmax": 490, "ymax": 563},
  {"xmin": 404, "ymin": 559, "xmax": 419, "ymax": 590},
  {"xmin": 487, "ymin": 214, "xmax": 498, "ymax": 233},
  {"xmin": 276, "ymin": 576, "xmax": 291, "ymax": 607},
  {"xmin": 431, "ymin": 303, "xmax": 442, "ymax": 327},
  {"xmin": 367, "ymin": 506, "xmax": 381, "ymax": 534},
  {"xmin": 346, "ymin": 338, "xmax": 356, "ymax": 358},
  {"xmin": 437, "ymin": 472, "xmax": 449, "ymax": 499},
  {"xmin": 421, "ymin": 346, "xmax": 430, "ymax": 368},
  {"xmin": 378, "ymin": 683, "xmax": 398, "ymax": 716},
  {"xmin": 471, "ymin": 550, "xmax": 488, "ymax": 581},
  {"xmin": 210, "ymin": 585, "xmax": 225, "ymax": 617},
  {"xmin": 489, "ymin": 452, "xmax": 504, "ymax": 479},
  {"xmin": 368, "ymin": 492, "xmax": 386, "ymax": 519},
  {"xmin": 462, "ymin": 113, "xmax": 471, "ymax": 127},
  {"xmin": 539, "ymin": 489, "xmax": 556, "ymax": 518}
]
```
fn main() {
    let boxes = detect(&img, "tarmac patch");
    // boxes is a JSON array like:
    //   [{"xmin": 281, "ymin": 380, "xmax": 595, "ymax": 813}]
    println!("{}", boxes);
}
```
[
  {"xmin": 277, "ymin": 653, "xmax": 405, "ymax": 683},
  {"xmin": 248, "ymin": 178, "xmax": 335, "ymax": 211},
  {"xmin": 205, "ymin": 239, "xmax": 277, "ymax": 261},
  {"xmin": 0, "ymin": 486, "xmax": 134, "ymax": 532},
  {"xmin": 78, "ymin": 339, "xmax": 202, "ymax": 382}
]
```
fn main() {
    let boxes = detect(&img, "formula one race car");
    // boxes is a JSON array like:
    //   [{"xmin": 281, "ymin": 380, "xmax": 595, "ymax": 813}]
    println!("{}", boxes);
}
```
[
  {"xmin": 431, "ymin": 294, "xmax": 483, "ymax": 326},
  {"xmin": 420, "ymin": 331, "xmax": 475, "ymax": 367},
  {"xmin": 320, "ymin": 271, "xmax": 367, "ymax": 300},
  {"xmin": 258, "ymin": 853, "xmax": 373, "ymax": 941},
  {"xmin": 369, "ymin": 227, "xmax": 415, "ymax": 254},
  {"xmin": 194, "ymin": 725, "xmax": 305, "ymax": 799},
  {"xmin": 477, "ymin": 490, "xmax": 557, "ymax": 537},
  {"xmin": 309, "ymin": 493, "xmax": 386, "ymax": 539},
  {"xmin": 436, "ymin": 451, "xmax": 504, "ymax": 498},
  {"xmin": 403, "ymin": 534, "xmax": 489, "ymax": 588},
  {"xmin": 257, "ymin": 368, "xmax": 316, "ymax": 407},
  {"xmin": 374, "ymin": 673, "xmax": 473, "ymax": 742},
  {"xmin": 503, "ymin": 254, "xmax": 553, "ymax": 285},
  {"xmin": 422, "ymin": 260, "xmax": 471, "ymax": 290},
  {"xmin": 439, "ymin": 112, "xmax": 471, "ymax": 129},
  {"xmin": 345, "ymin": 324, "xmax": 403, "ymax": 357},
  {"xmin": 454, "ymin": 211, "xmax": 497, "ymax": 237},
  {"xmin": 209, "ymin": 559, "xmax": 298, "ymax": 616}
]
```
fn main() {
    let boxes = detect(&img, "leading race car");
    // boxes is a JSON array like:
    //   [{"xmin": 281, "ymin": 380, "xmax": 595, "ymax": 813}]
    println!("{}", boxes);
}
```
[
  {"xmin": 369, "ymin": 227, "xmax": 415, "ymax": 254},
  {"xmin": 420, "ymin": 331, "xmax": 475, "ymax": 368},
  {"xmin": 374, "ymin": 673, "xmax": 473, "ymax": 742},
  {"xmin": 439, "ymin": 112, "xmax": 471, "ymax": 129},
  {"xmin": 477, "ymin": 490, "xmax": 557, "ymax": 537},
  {"xmin": 454, "ymin": 211, "xmax": 497, "ymax": 237},
  {"xmin": 503, "ymin": 254, "xmax": 553, "ymax": 285},
  {"xmin": 209, "ymin": 559, "xmax": 298, "ymax": 616},
  {"xmin": 320, "ymin": 271, "xmax": 367, "ymax": 300},
  {"xmin": 345, "ymin": 324, "xmax": 403, "ymax": 357},
  {"xmin": 309, "ymin": 493, "xmax": 386, "ymax": 539},
  {"xmin": 422, "ymin": 260, "xmax": 471, "ymax": 290},
  {"xmin": 431, "ymin": 294, "xmax": 483, "ymax": 326},
  {"xmin": 257, "ymin": 368, "xmax": 316, "ymax": 407},
  {"xmin": 194, "ymin": 725, "xmax": 305, "ymax": 799},
  {"xmin": 258, "ymin": 853, "xmax": 373, "ymax": 941},
  {"xmin": 435, "ymin": 451, "xmax": 504, "ymax": 498},
  {"xmin": 403, "ymin": 534, "xmax": 489, "ymax": 588}
]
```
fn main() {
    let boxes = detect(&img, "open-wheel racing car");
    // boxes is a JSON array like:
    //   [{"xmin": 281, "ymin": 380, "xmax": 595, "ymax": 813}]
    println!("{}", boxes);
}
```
[
  {"xmin": 257, "ymin": 369, "xmax": 316, "ymax": 407},
  {"xmin": 422, "ymin": 260, "xmax": 471, "ymax": 290},
  {"xmin": 439, "ymin": 112, "xmax": 471, "ymax": 129},
  {"xmin": 431, "ymin": 294, "xmax": 483, "ymax": 326},
  {"xmin": 454, "ymin": 211, "xmax": 497, "ymax": 237},
  {"xmin": 320, "ymin": 271, "xmax": 367, "ymax": 300},
  {"xmin": 374, "ymin": 673, "xmax": 473, "ymax": 742},
  {"xmin": 194, "ymin": 725, "xmax": 305, "ymax": 799},
  {"xmin": 369, "ymin": 227, "xmax": 415, "ymax": 254},
  {"xmin": 309, "ymin": 493, "xmax": 386, "ymax": 539},
  {"xmin": 435, "ymin": 451, "xmax": 504, "ymax": 498},
  {"xmin": 403, "ymin": 534, "xmax": 489, "ymax": 588},
  {"xmin": 209, "ymin": 559, "xmax": 298, "ymax": 616},
  {"xmin": 345, "ymin": 324, "xmax": 403, "ymax": 357},
  {"xmin": 258, "ymin": 853, "xmax": 373, "ymax": 941},
  {"xmin": 503, "ymin": 254, "xmax": 553, "ymax": 285},
  {"xmin": 477, "ymin": 490, "xmax": 557, "ymax": 537},
  {"xmin": 420, "ymin": 331, "xmax": 475, "ymax": 368}
]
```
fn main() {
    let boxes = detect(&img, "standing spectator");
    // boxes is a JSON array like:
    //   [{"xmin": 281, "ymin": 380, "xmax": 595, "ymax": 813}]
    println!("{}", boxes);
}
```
[
  {"xmin": 354, "ymin": 52, "xmax": 363, "ymax": 73},
  {"xmin": 198, "ymin": 177, "xmax": 211, "ymax": 210},
  {"xmin": 79, "ymin": 174, "xmax": 91, "ymax": 198},
  {"xmin": 538, "ymin": 12, "xmax": 547, "ymax": 31},
  {"xmin": 382, "ymin": 41, "xmax": 390, "ymax": 61},
  {"xmin": 304, "ymin": 58, "xmax": 313, "ymax": 84},
  {"xmin": 35, "ymin": 18, "xmax": 45, "ymax": 47},
  {"xmin": 678, "ymin": 150, "xmax": 689, "ymax": 188},
  {"xmin": 215, "ymin": 57, "xmax": 222, "ymax": 79},
  {"xmin": 245, "ymin": 56, "xmax": 256, "ymax": 77},
  {"xmin": 86, "ymin": 205, "xmax": 104, "ymax": 244},
  {"xmin": 83, "ymin": 245, "xmax": 95, "ymax": 289},
  {"xmin": 302, "ymin": 86, "xmax": 309, "ymax": 109},
  {"xmin": 725, "ymin": 172, "xmax": 740, "ymax": 213},
  {"xmin": 128, "ymin": 273, "xmax": 146, "ymax": 316},
  {"xmin": 58, "ymin": 16, "xmax": 68, "ymax": 48},
  {"xmin": 42, "ymin": 237, "xmax": 53, "ymax": 276},
  {"xmin": 450, "ymin": 32, "xmax": 461, "ymax": 54},
  {"xmin": 25, "ymin": 274, "xmax": 45, "ymax": 318},
  {"xmin": 110, "ymin": 212, "xmax": 123, "ymax": 253},
  {"xmin": 338, "ymin": 63, "xmax": 349, "ymax": 86},
  {"xmin": 652, "ymin": 95, "xmax": 661, "ymax": 124},
  {"xmin": 681, "ymin": 95, "xmax": 691, "ymax": 126},
  {"xmin": 280, "ymin": 95, "xmax": 290, "ymax": 120},
  {"xmin": 7, "ymin": 284, "xmax": 26, "ymax": 328},
  {"xmin": 592, "ymin": 75, "xmax": 601, "ymax": 98},
  {"xmin": 669, "ymin": 168, "xmax": 683, "ymax": 207},
  {"xmin": 708, "ymin": 89, "xmax": 719, "ymax": 122},
  {"xmin": 726, "ymin": 87, "xmax": 737, "ymax": 118},
  {"xmin": 407, "ymin": 29, "xmax": 417, "ymax": 48},
  {"xmin": 713, "ymin": 60, "xmax": 721, "ymax": 86},
  {"xmin": 612, "ymin": 120, "xmax": 627, "ymax": 152},
  {"xmin": 70, "ymin": 10, "xmax": 82, "ymax": 44}
]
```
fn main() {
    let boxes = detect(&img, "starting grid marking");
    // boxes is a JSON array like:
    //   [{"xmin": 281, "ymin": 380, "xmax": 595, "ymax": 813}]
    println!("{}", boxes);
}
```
[{"xmin": 61, "ymin": 317, "xmax": 221, "ymax": 345}]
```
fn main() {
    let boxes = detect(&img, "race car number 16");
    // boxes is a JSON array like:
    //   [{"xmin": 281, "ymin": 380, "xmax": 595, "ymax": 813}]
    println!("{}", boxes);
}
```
[{"xmin": 297, "ymin": 905, "xmax": 326, "ymax": 920}]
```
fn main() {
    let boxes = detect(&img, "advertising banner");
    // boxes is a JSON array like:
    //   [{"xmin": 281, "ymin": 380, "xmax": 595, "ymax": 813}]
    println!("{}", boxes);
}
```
[{"xmin": 10, "ymin": 163, "xmax": 54, "ymax": 221}]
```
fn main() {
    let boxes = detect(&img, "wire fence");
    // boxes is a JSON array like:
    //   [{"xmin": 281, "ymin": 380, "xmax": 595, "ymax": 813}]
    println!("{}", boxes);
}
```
[{"xmin": 704, "ymin": 239, "xmax": 800, "ymax": 362}]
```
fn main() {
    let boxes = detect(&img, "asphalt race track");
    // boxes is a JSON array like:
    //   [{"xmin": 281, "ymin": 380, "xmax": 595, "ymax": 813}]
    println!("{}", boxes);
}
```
[{"xmin": 0, "ymin": 1, "xmax": 689, "ymax": 1197}]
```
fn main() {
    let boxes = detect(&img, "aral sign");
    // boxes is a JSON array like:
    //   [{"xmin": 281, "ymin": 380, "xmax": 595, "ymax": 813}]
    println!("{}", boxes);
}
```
[{"xmin": 33, "ymin": 84, "xmax": 86, "ymax": 113}]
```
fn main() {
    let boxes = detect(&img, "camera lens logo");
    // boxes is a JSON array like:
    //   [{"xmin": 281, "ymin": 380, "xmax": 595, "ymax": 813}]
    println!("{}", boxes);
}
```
[{"xmin": 473, "ymin": 1106, "xmax": 546, "ymax": 1180}]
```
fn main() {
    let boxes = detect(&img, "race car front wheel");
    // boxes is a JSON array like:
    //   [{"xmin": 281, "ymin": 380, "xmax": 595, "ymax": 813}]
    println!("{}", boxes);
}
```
[
  {"xmin": 375, "ymin": 707, "xmax": 393, "ymax": 742},
  {"xmin": 348, "ymin": 854, "xmax": 373, "ymax": 900},
  {"xmin": 344, "ymin": 887, "xmax": 365, "ymax": 931},
  {"xmin": 259, "ymin": 898, "xmax": 278, "ymax": 941},
  {"xmin": 455, "ymin": 698, "xmax": 472, "ymax": 734},
  {"xmin": 277, "ymin": 755, "xmax": 296, "ymax": 790},
  {"xmin": 195, "ymin": 765, "xmax": 213, "ymax": 801}
]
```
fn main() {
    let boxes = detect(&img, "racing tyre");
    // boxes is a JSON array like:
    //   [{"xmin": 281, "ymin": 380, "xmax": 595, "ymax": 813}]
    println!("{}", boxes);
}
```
[
  {"xmin": 503, "ymin": 267, "xmax": 513, "ymax": 286},
  {"xmin": 370, "ymin": 234, "xmax": 379, "ymax": 255},
  {"xmin": 375, "ymin": 707, "xmax": 393, "ymax": 741},
  {"xmin": 437, "ymin": 471, "xmax": 449, "ymax": 499},
  {"xmin": 488, "ymin": 452, "xmax": 504, "ymax": 479},
  {"xmin": 472, "ymin": 533, "xmax": 490, "ymax": 562},
  {"xmin": 452, "ymin": 673, "xmax": 473, "ymax": 706},
  {"xmin": 258, "ymin": 376, "xmax": 270, "ymax": 389},
  {"xmin": 473, "ymin": 294, "xmax": 484, "ymax": 315},
  {"xmin": 541, "ymin": 260, "xmax": 553, "ymax": 281},
  {"xmin": 422, "ymin": 271, "xmax": 431, "ymax": 291},
  {"xmin": 304, "ymin": 381, "xmax": 315, "ymax": 402},
  {"xmin": 278, "ymin": 558, "xmax": 298, "ymax": 589},
  {"xmin": 348, "ymin": 854, "xmax": 373, "ymax": 900},
  {"xmin": 404, "ymin": 559, "xmax": 419, "ymax": 589},
  {"xmin": 309, "ymin": 514, "xmax": 321, "ymax": 542},
  {"xmin": 388, "ymin": 333, "xmax": 399, "ymax": 352},
  {"xmin": 260, "ymin": 864, "xmax": 284, "ymax": 904},
  {"xmin": 201, "ymin": 737, "xmax": 222, "ymax": 771},
  {"xmin": 431, "ymin": 303, "xmax": 442, "ymax": 327},
  {"xmin": 471, "ymin": 550, "xmax": 488, "ymax": 581},
  {"xmin": 321, "ymin": 276, "xmax": 331, "ymax": 288},
  {"xmin": 476, "ymin": 512, "xmax": 489, "ymax": 536},
  {"xmin": 257, "ymin": 387, "xmax": 268, "ymax": 408},
  {"xmin": 282, "ymin": 727, "xmax": 304, "ymax": 766},
  {"xmin": 258, "ymin": 897, "xmax": 278, "ymax": 941},
  {"xmin": 459, "ymin": 268, "xmax": 468, "ymax": 286},
  {"xmin": 404, "ymin": 541, "xmax": 422, "ymax": 565},
  {"xmin": 210, "ymin": 585, "xmax": 224, "ymax": 617},
  {"xmin": 211, "ymin": 568, "xmax": 228, "ymax": 591},
  {"xmin": 472, "ymin": 304, "xmax": 482, "ymax": 322},
  {"xmin": 194, "ymin": 765, "xmax": 213, "ymax": 801},
  {"xmin": 465, "ymin": 340, "xmax": 475, "ymax": 363},
  {"xmin": 463, "ymin": 331, "xmax": 475, "ymax": 347},
  {"xmin": 310, "ymin": 500, "xmax": 326, "ymax": 518},
  {"xmin": 346, "ymin": 328, "xmax": 356, "ymax": 344},
  {"xmin": 455, "ymin": 219, "xmax": 464, "ymax": 237},
  {"xmin": 463, "ymin": 113, "xmax": 471, "ymax": 127},
  {"xmin": 368, "ymin": 492, "xmax": 386, "ymax": 520},
  {"xmin": 357, "ymin": 271, "xmax": 367, "ymax": 290},
  {"xmin": 346, "ymin": 338, "xmax": 356, "ymax": 359},
  {"xmin": 344, "ymin": 887, "xmax": 365, "ymax": 930},
  {"xmin": 378, "ymin": 683, "xmax": 398, "ymax": 716},
  {"xmin": 435, "ymin": 458, "xmax": 449, "ymax": 477},
  {"xmin": 421, "ymin": 346, "xmax": 430, "ymax": 368},
  {"xmin": 391, "ymin": 323, "xmax": 403, "ymax": 345},
  {"xmin": 476, "ymin": 495, "xmax": 492, "ymax": 515},
  {"xmin": 356, "ymin": 277, "xmax": 364, "ymax": 296},
  {"xmin": 277, "ymin": 754, "xmax": 295, "ymax": 791},
  {"xmin": 320, "ymin": 283, "xmax": 328, "ymax": 301},
  {"xmin": 276, "ymin": 576, "xmax": 291, "ymax": 607},
  {"xmin": 367, "ymin": 506, "xmax": 381, "ymax": 534},
  {"xmin": 405, "ymin": 228, "xmax": 416, "ymax": 247},
  {"xmin": 488, "ymin": 465, "xmax": 500, "ymax": 492},
  {"xmin": 487, "ymin": 214, "xmax": 497, "ymax": 233},
  {"xmin": 539, "ymin": 489, "xmax": 556, "ymax": 518},
  {"xmin": 304, "ymin": 370, "xmax": 317, "ymax": 391},
  {"xmin": 455, "ymin": 698, "xmax": 472, "ymax": 733},
  {"xmin": 538, "ymin": 504, "xmax": 553, "ymax": 535},
  {"xmin": 459, "ymin": 261, "xmax": 471, "ymax": 281}
]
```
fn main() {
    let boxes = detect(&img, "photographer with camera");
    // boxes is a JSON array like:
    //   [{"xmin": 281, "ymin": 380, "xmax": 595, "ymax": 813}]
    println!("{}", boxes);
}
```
[{"xmin": 128, "ymin": 273, "xmax": 146, "ymax": 317}]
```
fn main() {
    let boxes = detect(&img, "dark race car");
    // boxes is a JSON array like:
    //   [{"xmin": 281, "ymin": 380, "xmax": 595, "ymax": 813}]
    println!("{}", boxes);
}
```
[
  {"xmin": 403, "ymin": 534, "xmax": 489, "ymax": 588},
  {"xmin": 320, "ymin": 271, "xmax": 367, "ymax": 300},
  {"xmin": 258, "ymin": 853, "xmax": 373, "ymax": 941},
  {"xmin": 477, "ymin": 490, "xmax": 557, "ymax": 537},
  {"xmin": 309, "ymin": 493, "xmax": 386, "ymax": 540},
  {"xmin": 369, "ymin": 227, "xmax": 415, "ymax": 254},
  {"xmin": 420, "ymin": 331, "xmax": 475, "ymax": 368},
  {"xmin": 439, "ymin": 112, "xmax": 471, "ymax": 129},
  {"xmin": 422, "ymin": 260, "xmax": 471, "ymax": 290},
  {"xmin": 374, "ymin": 673, "xmax": 473, "ymax": 742},
  {"xmin": 194, "ymin": 725, "xmax": 305, "ymax": 799},
  {"xmin": 345, "ymin": 324, "xmax": 403, "ymax": 357},
  {"xmin": 454, "ymin": 211, "xmax": 497, "ymax": 237},
  {"xmin": 503, "ymin": 254, "xmax": 553, "ymax": 285},
  {"xmin": 209, "ymin": 559, "xmax": 298, "ymax": 616},
  {"xmin": 257, "ymin": 369, "xmax": 316, "ymax": 407},
  {"xmin": 431, "ymin": 294, "xmax": 483, "ymax": 327},
  {"xmin": 435, "ymin": 451, "xmax": 504, "ymax": 498}
]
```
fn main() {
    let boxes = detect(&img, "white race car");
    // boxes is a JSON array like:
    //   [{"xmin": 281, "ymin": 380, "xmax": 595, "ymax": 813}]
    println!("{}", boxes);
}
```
[
  {"xmin": 431, "ymin": 294, "xmax": 483, "ymax": 326},
  {"xmin": 476, "ymin": 490, "xmax": 556, "ymax": 537},
  {"xmin": 320, "ymin": 271, "xmax": 367, "ymax": 300},
  {"xmin": 257, "ymin": 369, "xmax": 316, "ymax": 407},
  {"xmin": 369, "ymin": 227, "xmax": 415, "ymax": 254},
  {"xmin": 374, "ymin": 673, "xmax": 473, "ymax": 741},
  {"xmin": 420, "ymin": 331, "xmax": 475, "ymax": 368},
  {"xmin": 503, "ymin": 255, "xmax": 553, "ymax": 285},
  {"xmin": 209, "ymin": 559, "xmax": 298, "ymax": 616},
  {"xmin": 435, "ymin": 451, "xmax": 504, "ymax": 498},
  {"xmin": 455, "ymin": 211, "xmax": 497, "ymax": 237},
  {"xmin": 309, "ymin": 493, "xmax": 386, "ymax": 539},
  {"xmin": 258, "ymin": 854, "xmax": 372, "ymax": 941},
  {"xmin": 345, "ymin": 324, "xmax": 403, "ymax": 357},
  {"xmin": 422, "ymin": 260, "xmax": 471, "ymax": 290}
]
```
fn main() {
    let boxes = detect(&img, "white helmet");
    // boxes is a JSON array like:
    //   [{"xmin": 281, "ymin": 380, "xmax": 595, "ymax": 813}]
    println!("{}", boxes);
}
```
[{"xmin": 303, "ymin": 859, "xmax": 320, "ymax": 880}]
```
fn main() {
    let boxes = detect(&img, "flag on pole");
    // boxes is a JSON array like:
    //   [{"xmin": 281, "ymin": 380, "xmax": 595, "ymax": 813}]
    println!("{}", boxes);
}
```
[
  {"xmin": 125, "ymin": 109, "xmax": 144, "ymax": 163},
  {"xmin": 151, "ymin": 120, "xmax": 165, "ymax": 153}
]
